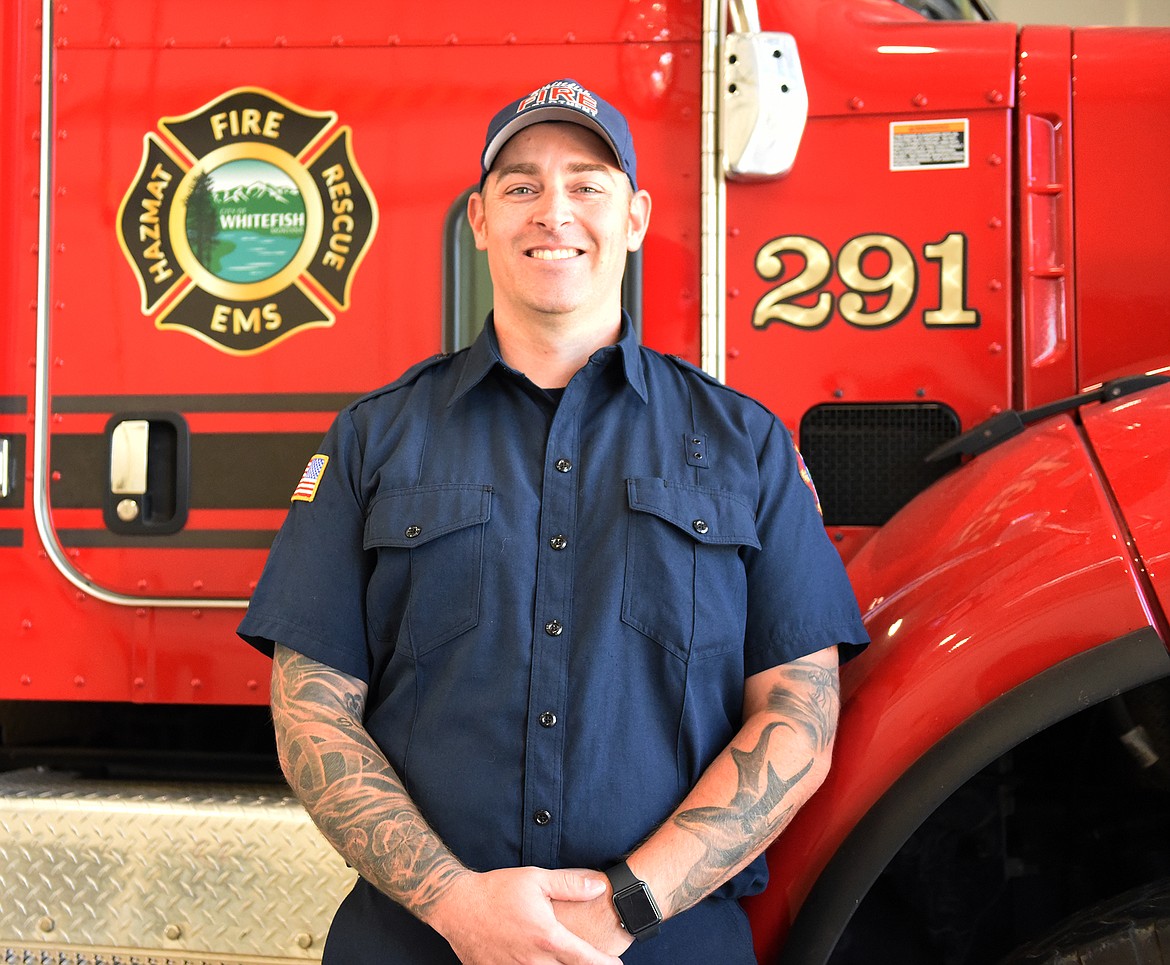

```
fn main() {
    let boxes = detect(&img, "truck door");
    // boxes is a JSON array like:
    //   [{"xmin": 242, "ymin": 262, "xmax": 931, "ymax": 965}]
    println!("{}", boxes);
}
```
[
  {"xmin": 37, "ymin": 3, "xmax": 408, "ymax": 608},
  {"xmin": 717, "ymin": 1, "xmax": 1017, "ymax": 557},
  {"xmin": 34, "ymin": 3, "xmax": 704, "ymax": 611}
]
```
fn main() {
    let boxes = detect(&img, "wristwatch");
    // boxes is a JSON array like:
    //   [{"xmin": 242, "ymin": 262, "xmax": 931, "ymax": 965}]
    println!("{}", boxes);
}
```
[{"xmin": 604, "ymin": 859, "xmax": 662, "ymax": 941}]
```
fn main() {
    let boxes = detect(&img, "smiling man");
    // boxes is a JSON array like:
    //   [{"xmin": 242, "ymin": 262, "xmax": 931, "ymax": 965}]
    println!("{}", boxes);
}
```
[
  {"xmin": 238, "ymin": 79, "xmax": 868, "ymax": 965},
  {"xmin": 466, "ymin": 111, "xmax": 649, "ymax": 386}
]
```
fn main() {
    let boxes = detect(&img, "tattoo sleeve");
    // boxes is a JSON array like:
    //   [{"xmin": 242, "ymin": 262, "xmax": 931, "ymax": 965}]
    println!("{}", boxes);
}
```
[
  {"xmin": 270, "ymin": 645, "xmax": 467, "ymax": 918},
  {"xmin": 668, "ymin": 654, "xmax": 840, "ymax": 912}
]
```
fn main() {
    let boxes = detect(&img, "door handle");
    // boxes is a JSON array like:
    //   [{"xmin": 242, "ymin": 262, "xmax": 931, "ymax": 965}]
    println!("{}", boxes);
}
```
[
  {"xmin": 104, "ymin": 413, "xmax": 190, "ymax": 535},
  {"xmin": 110, "ymin": 419, "xmax": 150, "ymax": 499}
]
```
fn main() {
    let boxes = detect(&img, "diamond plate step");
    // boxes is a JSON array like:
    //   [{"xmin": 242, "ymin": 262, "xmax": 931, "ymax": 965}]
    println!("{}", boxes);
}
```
[{"xmin": 0, "ymin": 770, "xmax": 356, "ymax": 963}]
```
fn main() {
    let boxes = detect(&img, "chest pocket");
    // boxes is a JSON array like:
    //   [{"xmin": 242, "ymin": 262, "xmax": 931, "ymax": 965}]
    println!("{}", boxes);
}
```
[
  {"xmin": 364, "ymin": 484, "xmax": 492, "ymax": 655},
  {"xmin": 623, "ymin": 477, "xmax": 761, "ymax": 661}
]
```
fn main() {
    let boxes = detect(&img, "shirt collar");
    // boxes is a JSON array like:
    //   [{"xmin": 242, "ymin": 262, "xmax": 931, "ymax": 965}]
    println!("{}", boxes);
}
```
[{"xmin": 449, "ymin": 312, "xmax": 648, "ymax": 405}]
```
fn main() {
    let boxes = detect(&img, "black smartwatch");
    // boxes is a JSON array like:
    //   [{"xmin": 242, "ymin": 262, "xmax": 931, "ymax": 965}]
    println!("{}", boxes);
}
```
[{"xmin": 604, "ymin": 859, "xmax": 662, "ymax": 941}]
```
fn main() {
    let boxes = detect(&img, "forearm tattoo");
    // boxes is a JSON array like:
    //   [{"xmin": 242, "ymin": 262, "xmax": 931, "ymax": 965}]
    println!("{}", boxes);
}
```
[
  {"xmin": 765, "ymin": 658, "xmax": 839, "ymax": 754},
  {"xmin": 271, "ymin": 648, "xmax": 465, "ymax": 916},
  {"xmin": 669, "ymin": 657, "xmax": 840, "ymax": 911}
]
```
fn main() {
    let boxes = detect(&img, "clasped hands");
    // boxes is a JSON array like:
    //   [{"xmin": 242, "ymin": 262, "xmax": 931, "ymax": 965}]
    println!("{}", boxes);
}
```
[{"xmin": 429, "ymin": 865, "xmax": 634, "ymax": 965}]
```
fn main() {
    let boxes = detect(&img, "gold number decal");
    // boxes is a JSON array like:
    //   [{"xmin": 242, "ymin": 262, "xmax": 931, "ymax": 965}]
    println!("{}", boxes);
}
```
[
  {"xmin": 753, "ymin": 236, "xmax": 833, "ymax": 329},
  {"xmin": 837, "ymin": 234, "xmax": 916, "ymax": 328},
  {"xmin": 923, "ymin": 232, "xmax": 980, "ymax": 326},
  {"xmin": 751, "ymin": 231, "xmax": 980, "ymax": 331}
]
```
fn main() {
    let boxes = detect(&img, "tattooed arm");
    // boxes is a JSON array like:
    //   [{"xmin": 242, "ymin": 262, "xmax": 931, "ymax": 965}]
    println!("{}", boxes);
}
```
[
  {"xmin": 270, "ymin": 643, "xmax": 621, "ymax": 965},
  {"xmin": 555, "ymin": 646, "xmax": 840, "ymax": 944},
  {"xmin": 656, "ymin": 646, "xmax": 841, "ymax": 913}
]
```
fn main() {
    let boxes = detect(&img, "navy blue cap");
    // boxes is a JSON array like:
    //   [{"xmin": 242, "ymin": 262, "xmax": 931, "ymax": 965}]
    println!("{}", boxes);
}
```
[{"xmin": 479, "ymin": 79, "xmax": 638, "ymax": 190}]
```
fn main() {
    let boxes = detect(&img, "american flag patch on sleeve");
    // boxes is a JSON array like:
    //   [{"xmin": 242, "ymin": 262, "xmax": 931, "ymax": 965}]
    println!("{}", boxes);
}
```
[{"xmin": 292, "ymin": 454, "xmax": 329, "ymax": 503}]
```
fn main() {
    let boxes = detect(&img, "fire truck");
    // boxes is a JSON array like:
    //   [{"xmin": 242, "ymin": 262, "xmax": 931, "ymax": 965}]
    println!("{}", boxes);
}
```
[{"xmin": 2, "ymin": 0, "xmax": 1168, "ymax": 961}]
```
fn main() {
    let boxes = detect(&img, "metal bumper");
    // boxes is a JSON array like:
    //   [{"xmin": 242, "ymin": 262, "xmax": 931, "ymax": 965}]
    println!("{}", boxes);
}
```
[{"xmin": 0, "ymin": 770, "xmax": 356, "ymax": 964}]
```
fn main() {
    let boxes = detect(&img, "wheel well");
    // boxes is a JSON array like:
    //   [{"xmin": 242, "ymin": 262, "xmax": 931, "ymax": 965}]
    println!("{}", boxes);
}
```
[{"xmin": 778, "ymin": 627, "xmax": 1170, "ymax": 965}]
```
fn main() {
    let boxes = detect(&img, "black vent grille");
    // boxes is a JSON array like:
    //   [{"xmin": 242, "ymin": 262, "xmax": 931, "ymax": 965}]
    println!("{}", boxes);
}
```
[{"xmin": 799, "ymin": 403, "xmax": 962, "ymax": 526}]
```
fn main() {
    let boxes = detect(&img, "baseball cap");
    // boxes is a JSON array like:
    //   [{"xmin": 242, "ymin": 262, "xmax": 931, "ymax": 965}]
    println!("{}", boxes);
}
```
[{"xmin": 479, "ymin": 79, "xmax": 638, "ymax": 190}]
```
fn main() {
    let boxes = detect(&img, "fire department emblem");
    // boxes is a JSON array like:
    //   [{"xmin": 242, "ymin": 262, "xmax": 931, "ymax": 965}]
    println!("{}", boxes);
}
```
[{"xmin": 116, "ymin": 88, "xmax": 378, "ymax": 355}]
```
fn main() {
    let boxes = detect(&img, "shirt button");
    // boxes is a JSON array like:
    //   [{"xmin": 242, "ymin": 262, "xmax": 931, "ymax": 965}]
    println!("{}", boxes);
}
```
[
  {"xmin": 533, "ymin": 809, "xmax": 552, "ymax": 826},
  {"xmin": 555, "ymin": 459, "xmax": 573, "ymax": 473},
  {"xmin": 549, "ymin": 535, "xmax": 568, "ymax": 551},
  {"xmin": 544, "ymin": 620, "xmax": 563, "ymax": 637},
  {"xmin": 404, "ymin": 525, "xmax": 422, "ymax": 539},
  {"xmin": 692, "ymin": 519, "xmax": 709, "ymax": 535},
  {"xmin": 539, "ymin": 711, "xmax": 557, "ymax": 728}
]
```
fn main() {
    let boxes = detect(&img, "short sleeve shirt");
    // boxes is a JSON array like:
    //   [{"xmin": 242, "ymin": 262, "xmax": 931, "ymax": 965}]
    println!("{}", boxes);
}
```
[{"xmin": 239, "ymin": 314, "xmax": 868, "ymax": 896}]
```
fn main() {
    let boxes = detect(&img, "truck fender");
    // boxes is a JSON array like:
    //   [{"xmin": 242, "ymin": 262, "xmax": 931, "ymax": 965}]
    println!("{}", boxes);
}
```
[{"xmin": 745, "ymin": 405, "xmax": 1170, "ymax": 963}]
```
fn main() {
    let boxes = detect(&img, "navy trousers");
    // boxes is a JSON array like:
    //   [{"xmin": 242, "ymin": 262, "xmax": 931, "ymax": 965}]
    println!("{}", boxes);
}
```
[{"xmin": 322, "ymin": 877, "xmax": 758, "ymax": 964}]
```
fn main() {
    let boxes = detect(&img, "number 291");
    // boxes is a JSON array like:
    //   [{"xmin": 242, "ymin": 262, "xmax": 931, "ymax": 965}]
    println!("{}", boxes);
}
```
[{"xmin": 752, "ymin": 232, "xmax": 980, "ymax": 330}]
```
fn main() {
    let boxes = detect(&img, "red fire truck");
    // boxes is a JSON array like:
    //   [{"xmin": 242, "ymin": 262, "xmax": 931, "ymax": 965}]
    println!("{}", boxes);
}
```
[{"xmin": 2, "ymin": 0, "xmax": 1168, "ymax": 962}]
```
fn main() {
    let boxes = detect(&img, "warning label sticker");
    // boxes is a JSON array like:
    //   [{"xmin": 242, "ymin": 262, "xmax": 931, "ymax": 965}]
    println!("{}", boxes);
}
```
[{"xmin": 890, "ymin": 118, "xmax": 969, "ymax": 171}]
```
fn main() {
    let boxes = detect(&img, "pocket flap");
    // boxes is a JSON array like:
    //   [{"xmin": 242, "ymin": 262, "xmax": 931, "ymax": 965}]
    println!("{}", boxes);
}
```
[
  {"xmin": 626, "ymin": 477, "xmax": 760, "ymax": 549},
  {"xmin": 364, "ymin": 484, "xmax": 492, "ymax": 549}
]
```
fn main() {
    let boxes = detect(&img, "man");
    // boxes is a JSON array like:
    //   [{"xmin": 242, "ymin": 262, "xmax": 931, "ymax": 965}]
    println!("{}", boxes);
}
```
[{"xmin": 238, "ymin": 78, "xmax": 868, "ymax": 964}]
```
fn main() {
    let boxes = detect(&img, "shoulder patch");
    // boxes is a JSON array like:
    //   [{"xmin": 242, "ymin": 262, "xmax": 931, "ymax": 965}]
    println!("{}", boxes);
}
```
[
  {"xmin": 292, "ymin": 454, "xmax": 329, "ymax": 503},
  {"xmin": 793, "ymin": 445, "xmax": 823, "ymax": 517}
]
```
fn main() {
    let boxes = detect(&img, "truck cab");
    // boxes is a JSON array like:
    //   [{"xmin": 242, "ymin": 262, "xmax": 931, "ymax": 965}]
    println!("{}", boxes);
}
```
[{"xmin": 1, "ymin": 0, "xmax": 1168, "ymax": 961}]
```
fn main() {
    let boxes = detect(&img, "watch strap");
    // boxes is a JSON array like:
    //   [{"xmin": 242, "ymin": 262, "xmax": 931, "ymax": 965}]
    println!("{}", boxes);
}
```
[
  {"xmin": 604, "ymin": 859, "xmax": 662, "ymax": 941},
  {"xmin": 604, "ymin": 858, "xmax": 640, "ymax": 895}
]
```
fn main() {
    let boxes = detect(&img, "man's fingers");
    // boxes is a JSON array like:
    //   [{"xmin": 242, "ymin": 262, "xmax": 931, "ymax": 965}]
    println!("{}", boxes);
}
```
[{"xmin": 543, "ymin": 868, "xmax": 609, "ymax": 903}]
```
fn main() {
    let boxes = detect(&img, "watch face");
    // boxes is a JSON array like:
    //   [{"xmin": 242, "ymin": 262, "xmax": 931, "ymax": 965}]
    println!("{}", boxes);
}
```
[{"xmin": 615, "ymin": 884, "xmax": 661, "ymax": 934}]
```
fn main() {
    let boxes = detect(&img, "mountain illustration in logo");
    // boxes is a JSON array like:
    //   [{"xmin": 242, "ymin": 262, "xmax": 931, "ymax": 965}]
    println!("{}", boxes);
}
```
[
  {"xmin": 186, "ymin": 159, "xmax": 307, "ymax": 282},
  {"xmin": 216, "ymin": 180, "xmax": 299, "ymax": 206}
]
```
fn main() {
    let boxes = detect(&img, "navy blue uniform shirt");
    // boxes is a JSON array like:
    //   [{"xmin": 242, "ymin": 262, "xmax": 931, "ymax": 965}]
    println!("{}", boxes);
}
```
[{"xmin": 238, "ymin": 315, "xmax": 868, "ymax": 961}]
